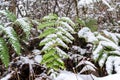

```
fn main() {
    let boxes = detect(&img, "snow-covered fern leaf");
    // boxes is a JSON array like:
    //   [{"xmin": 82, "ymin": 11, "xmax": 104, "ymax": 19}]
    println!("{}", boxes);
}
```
[
  {"xmin": 0, "ymin": 25, "xmax": 21, "ymax": 67},
  {"xmin": 38, "ymin": 21, "xmax": 56, "ymax": 29},
  {"xmin": 76, "ymin": 60, "xmax": 96, "ymax": 74},
  {"xmin": 58, "ymin": 21, "xmax": 75, "ymax": 34},
  {"xmin": 57, "ymin": 27, "xmax": 74, "ymax": 40},
  {"xmin": 38, "ymin": 13, "xmax": 75, "ymax": 33},
  {"xmin": 42, "ymin": 13, "xmax": 58, "ymax": 21},
  {"xmin": 15, "ymin": 18, "xmax": 31, "ymax": 39},
  {"xmin": 0, "ymin": 38, "xmax": 10, "ymax": 67},
  {"xmin": 39, "ymin": 28, "xmax": 57, "ymax": 38},
  {"xmin": 78, "ymin": 27, "xmax": 98, "ymax": 44},
  {"xmin": 59, "ymin": 17, "xmax": 75, "ymax": 27},
  {"xmin": 4, "ymin": 27, "xmax": 21, "ymax": 55},
  {"xmin": 78, "ymin": 27, "xmax": 120, "ymax": 74},
  {"xmin": 106, "ymin": 56, "xmax": 120, "ymax": 74}
]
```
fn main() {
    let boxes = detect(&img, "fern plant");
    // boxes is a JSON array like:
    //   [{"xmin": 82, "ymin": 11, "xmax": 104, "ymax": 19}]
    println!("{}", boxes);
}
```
[
  {"xmin": 0, "ymin": 10, "xmax": 33, "ymax": 67},
  {"xmin": 76, "ymin": 18, "xmax": 98, "ymax": 32},
  {"xmin": 0, "ymin": 25, "xmax": 21, "ymax": 67},
  {"xmin": 0, "ymin": 10, "xmax": 17, "ymax": 22},
  {"xmin": 38, "ymin": 14, "xmax": 75, "ymax": 71},
  {"xmin": 78, "ymin": 27, "xmax": 120, "ymax": 74}
]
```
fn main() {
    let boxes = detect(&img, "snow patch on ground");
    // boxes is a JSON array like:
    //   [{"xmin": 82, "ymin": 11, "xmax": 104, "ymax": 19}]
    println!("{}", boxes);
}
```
[
  {"xmin": 54, "ymin": 71, "xmax": 120, "ymax": 80},
  {"xmin": 34, "ymin": 55, "xmax": 42, "ymax": 63},
  {"xmin": 54, "ymin": 71, "xmax": 83, "ymax": 80},
  {"xmin": 92, "ymin": 73, "xmax": 120, "ymax": 80},
  {"xmin": 1, "ymin": 71, "xmax": 14, "ymax": 80}
]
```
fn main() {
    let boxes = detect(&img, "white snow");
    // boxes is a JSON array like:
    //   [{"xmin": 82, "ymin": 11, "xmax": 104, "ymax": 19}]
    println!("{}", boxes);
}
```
[
  {"xmin": 118, "ymin": 20, "xmax": 120, "ymax": 24},
  {"xmin": 96, "ymin": 34, "xmax": 111, "ymax": 42},
  {"xmin": 102, "ymin": 0, "xmax": 114, "ymax": 11},
  {"xmin": 80, "ymin": 49, "xmax": 86, "ymax": 55},
  {"xmin": 57, "ymin": 27, "xmax": 74, "ymax": 40},
  {"xmin": 54, "ymin": 71, "xmax": 83, "ymax": 80},
  {"xmin": 76, "ymin": 60, "xmax": 96, "ymax": 69},
  {"xmin": 93, "ymin": 43, "xmax": 103, "ymax": 60},
  {"xmin": 55, "ymin": 47, "xmax": 68, "ymax": 58},
  {"xmin": 1, "ymin": 71, "xmax": 14, "ymax": 80},
  {"xmin": 80, "ymin": 65, "xmax": 96, "ymax": 73},
  {"xmin": 59, "ymin": 21, "xmax": 75, "ymax": 34},
  {"xmin": 72, "ymin": 45, "xmax": 87, "ymax": 55},
  {"xmin": 42, "ymin": 40, "xmax": 56, "ymax": 51},
  {"xmin": 34, "ymin": 55, "xmax": 42, "ymax": 63},
  {"xmin": 15, "ymin": 18, "xmax": 31, "ymax": 37},
  {"xmin": 115, "ymin": 33, "xmax": 120, "ymax": 39},
  {"xmin": 55, "ymin": 71, "xmax": 120, "ymax": 80},
  {"xmin": 4, "ymin": 27, "xmax": 17, "ymax": 41},
  {"xmin": 78, "ymin": 27, "xmax": 98, "ymax": 44},
  {"xmin": 56, "ymin": 31, "xmax": 72, "ymax": 43},
  {"xmin": 78, "ymin": 0, "xmax": 114, "ymax": 11},
  {"xmin": 78, "ymin": 0, "xmax": 98, "ymax": 6},
  {"xmin": 106, "ymin": 56, "xmax": 120, "ymax": 74},
  {"xmin": 32, "ymin": 49, "xmax": 41, "ymax": 55},
  {"xmin": 106, "ymin": 56, "xmax": 114, "ymax": 74},
  {"xmin": 56, "ymin": 38, "xmax": 69, "ymax": 49},
  {"xmin": 98, "ymin": 53, "xmax": 107, "ymax": 67},
  {"xmin": 102, "ymin": 30, "xmax": 119, "ymax": 44},
  {"xmin": 92, "ymin": 73, "xmax": 120, "ymax": 80},
  {"xmin": 60, "ymin": 17, "xmax": 75, "ymax": 27},
  {"xmin": 47, "ymin": 34, "xmax": 57, "ymax": 38},
  {"xmin": 101, "ymin": 41, "xmax": 119, "ymax": 50}
]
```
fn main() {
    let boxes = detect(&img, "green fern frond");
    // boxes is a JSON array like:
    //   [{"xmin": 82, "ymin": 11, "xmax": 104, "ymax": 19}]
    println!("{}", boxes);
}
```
[
  {"xmin": 76, "ymin": 18, "xmax": 86, "ymax": 26},
  {"xmin": 42, "ymin": 13, "xmax": 58, "ymax": 21},
  {"xmin": 79, "ymin": 27, "xmax": 120, "ymax": 74},
  {"xmin": 41, "ymin": 40, "xmax": 57, "ymax": 51},
  {"xmin": 0, "ymin": 38, "xmax": 10, "ymax": 67},
  {"xmin": 56, "ymin": 31, "xmax": 72, "ymax": 43},
  {"xmin": 76, "ymin": 18, "xmax": 98, "ymax": 32},
  {"xmin": 39, "ymin": 14, "xmax": 75, "ymax": 71},
  {"xmin": 39, "ymin": 34, "xmax": 58, "ymax": 46},
  {"xmin": 55, "ymin": 47, "xmax": 68, "ymax": 58},
  {"xmin": 38, "ymin": 21, "xmax": 56, "ymax": 29},
  {"xmin": 4, "ymin": 27, "xmax": 21, "ymax": 55},
  {"xmin": 58, "ymin": 21, "xmax": 75, "ymax": 34},
  {"xmin": 39, "ymin": 28, "xmax": 57, "ymax": 38},
  {"xmin": 56, "ymin": 38, "xmax": 69, "ymax": 49},
  {"xmin": 41, "ymin": 48, "xmax": 64, "ymax": 70},
  {"xmin": 60, "ymin": 17, "xmax": 75, "ymax": 27},
  {"xmin": 57, "ymin": 27, "xmax": 74, "ymax": 40},
  {"xmin": 15, "ymin": 18, "xmax": 31, "ymax": 39},
  {"xmin": 40, "ymin": 38, "xmax": 53, "ymax": 46},
  {"xmin": 0, "ymin": 10, "xmax": 16, "ymax": 22}
]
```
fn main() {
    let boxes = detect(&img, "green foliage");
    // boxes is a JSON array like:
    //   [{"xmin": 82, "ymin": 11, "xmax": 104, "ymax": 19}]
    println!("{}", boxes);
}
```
[
  {"xmin": 85, "ymin": 18, "xmax": 98, "ymax": 32},
  {"xmin": 38, "ymin": 13, "xmax": 75, "ymax": 34},
  {"xmin": 0, "ymin": 38, "xmax": 10, "ymax": 67},
  {"xmin": 77, "ymin": 18, "xmax": 98, "ymax": 32},
  {"xmin": 4, "ymin": 27, "xmax": 21, "ymax": 55},
  {"xmin": 76, "ymin": 18, "xmax": 86, "ymax": 27},
  {"xmin": 41, "ymin": 48, "xmax": 65, "ymax": 70},
  {"xmin": 0, "ymin": 10, "xmax": 34, "ymax": 67},
  {"xmin": 0, "ymin": 25, "xmax": 21, "ymax": 67},
  {"xmin": 0, "ymin": 10, "xmax": 16, "ymax": 22},
  {"xmin": 78, "ymin": 27, "xmax": 120, "ymax": 74},
  {"xmin": 39, "ymin": 28, "xmax": 57, "ymax": 38},
  {"xmin": 14, "ymin": 18, "xmax": 32, "ymax": 39},
  {"xmin": 39, "ymin": 14, "xmax": 75, "ymax": 71}
]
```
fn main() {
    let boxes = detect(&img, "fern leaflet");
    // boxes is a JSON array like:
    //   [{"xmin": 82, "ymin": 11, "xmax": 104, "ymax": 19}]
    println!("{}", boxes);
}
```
[{"xmin": 0, "ymin": 38, "xmax": 10, "ymax": 67}]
